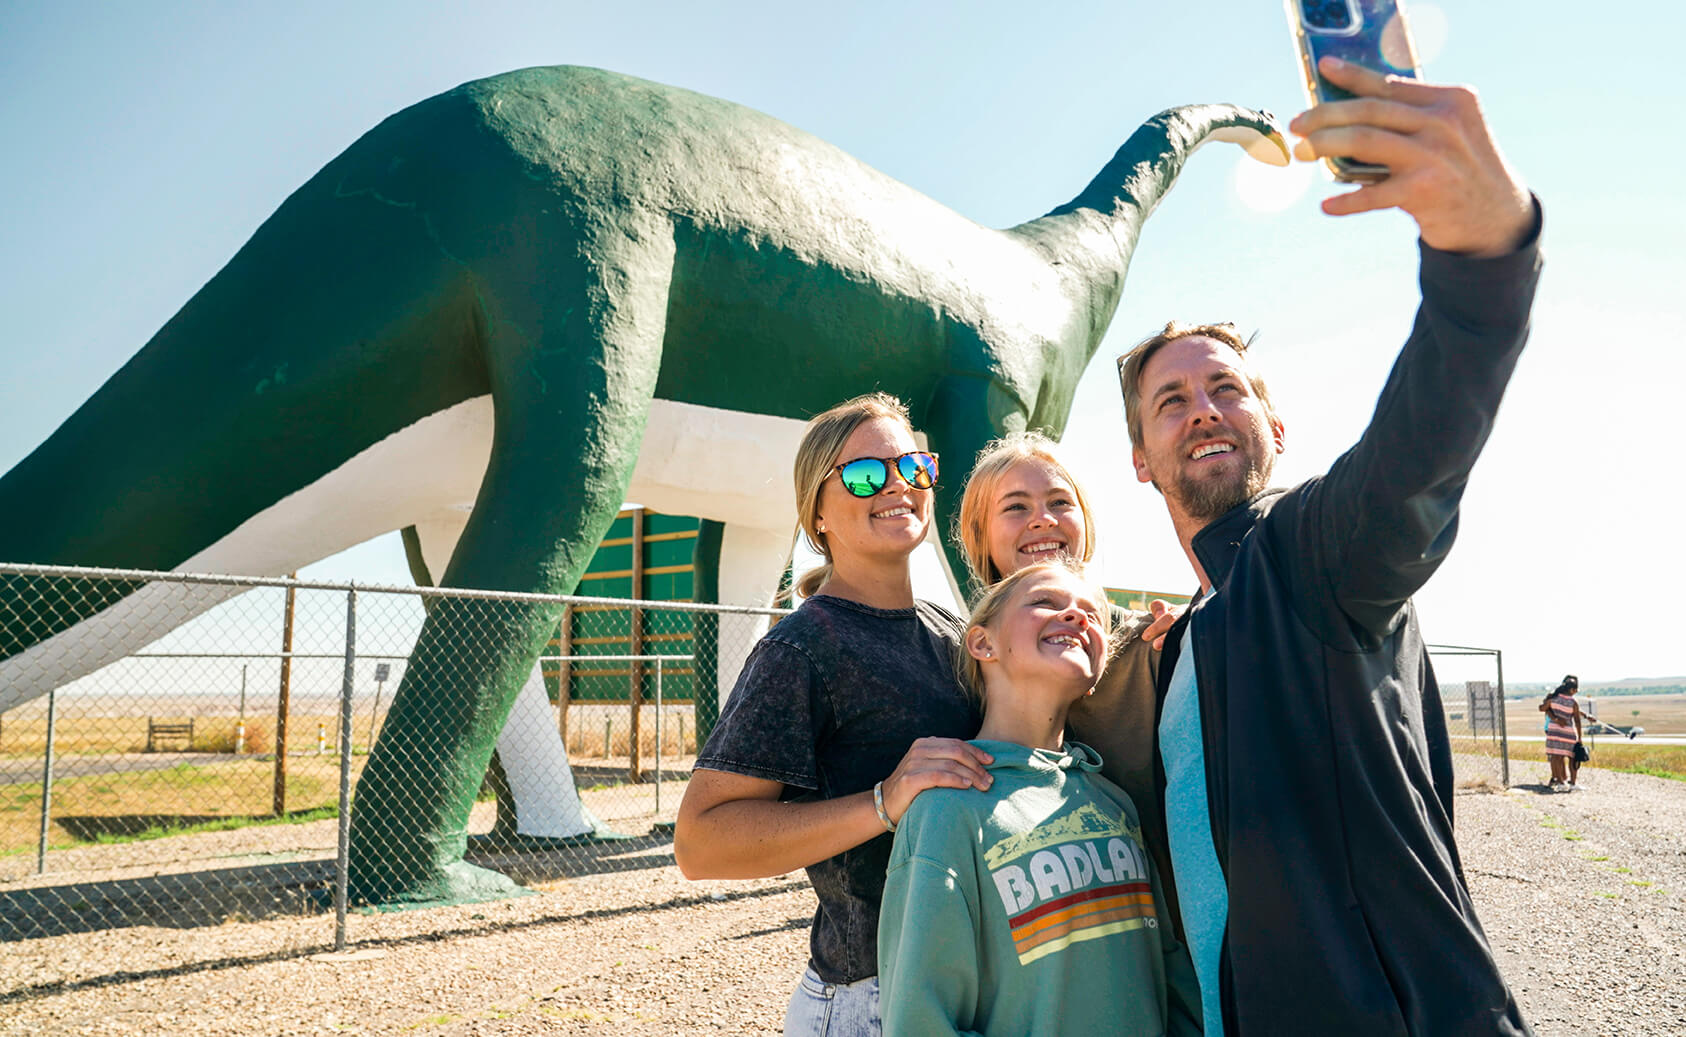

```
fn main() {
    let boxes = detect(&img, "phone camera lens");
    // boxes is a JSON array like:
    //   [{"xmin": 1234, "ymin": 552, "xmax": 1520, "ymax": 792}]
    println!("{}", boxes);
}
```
[{"xmin": 1301, "ymin": 0, "xmax": 1355, "ymax": 31}]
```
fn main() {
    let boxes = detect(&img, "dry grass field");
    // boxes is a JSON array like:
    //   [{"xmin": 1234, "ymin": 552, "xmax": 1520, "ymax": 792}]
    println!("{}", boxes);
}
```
[
  {"xmin": 1585, "ymin": 692, "xmax": 1686, "ymax": 731},
  {"xmin": 0, "ymin": 756, "xmax": 353, "ymax": 854},
  {"xmin": 1504, "ymin": 692, "xmax": 1686, "ymax": 738},
  {"xmin": 1, "ymin": 705, "xmax": 698, "ymax": 863},
  {"xmin": 1504, "ymin": 740, "xmax": 1686, "ymax": 781},
  {"xmin": 0, "ymin": 705, "xmax": 700, "ymax": 760},
  {"xmin": 1498, "ymin": 693, "xmax": 1686, "ymax": 781}
]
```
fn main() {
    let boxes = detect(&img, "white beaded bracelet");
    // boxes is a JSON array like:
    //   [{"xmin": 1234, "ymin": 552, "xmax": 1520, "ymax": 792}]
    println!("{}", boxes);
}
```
[{"xmin": 872, "ymin": 780, "xmax": 897, "ymax": 833}]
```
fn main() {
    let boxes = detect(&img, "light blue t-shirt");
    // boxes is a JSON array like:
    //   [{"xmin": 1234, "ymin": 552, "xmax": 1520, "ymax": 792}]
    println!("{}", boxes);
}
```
[{"xmin": 1160, "ymin": 627, "xmax": 1228, "ymax": 1037}]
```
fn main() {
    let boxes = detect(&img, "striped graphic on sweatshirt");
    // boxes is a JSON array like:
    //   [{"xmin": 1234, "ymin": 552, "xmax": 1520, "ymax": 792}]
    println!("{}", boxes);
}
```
[
  {"xmin": 988, "ymin": 814, "xmax": 1160, "ymax": 967},
  {"xmin": 1009, "ymin": 881, "xmax": 1156, "ymax": 964}
]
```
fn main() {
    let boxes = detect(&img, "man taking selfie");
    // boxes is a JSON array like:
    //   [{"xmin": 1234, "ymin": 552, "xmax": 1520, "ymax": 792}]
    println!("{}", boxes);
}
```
[{"xmin": 1118, "ymin": 57, "xmax": 1538, "ymax": 1036}]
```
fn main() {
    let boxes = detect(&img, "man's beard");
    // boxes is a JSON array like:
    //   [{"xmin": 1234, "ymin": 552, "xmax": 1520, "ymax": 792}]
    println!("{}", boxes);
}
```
[{"xmin": 1167, "ymin": 447, "xmax": 1274, "ymax": 521}]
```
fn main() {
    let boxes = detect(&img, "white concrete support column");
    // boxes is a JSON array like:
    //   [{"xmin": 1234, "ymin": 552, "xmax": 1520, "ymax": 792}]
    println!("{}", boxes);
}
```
[{"xmin": 712, "ymin": 524, "xmax": 795, "ymax": 714}]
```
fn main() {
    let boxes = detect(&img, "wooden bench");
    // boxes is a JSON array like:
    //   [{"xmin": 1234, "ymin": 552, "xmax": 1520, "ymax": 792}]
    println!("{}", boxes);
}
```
[{"xmin": 145, "ymin": 718, "xmax": 194, "ymax": 752}]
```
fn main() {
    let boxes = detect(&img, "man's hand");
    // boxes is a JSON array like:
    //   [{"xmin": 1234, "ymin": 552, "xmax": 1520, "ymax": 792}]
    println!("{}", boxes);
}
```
[
  {"xmin": 1289, "ymin": 57, "xmax": 1533, "ymax": 257},
  {"xmin": 1143, "ymin": 598, "xmax": 1184, "ymax": 652}
]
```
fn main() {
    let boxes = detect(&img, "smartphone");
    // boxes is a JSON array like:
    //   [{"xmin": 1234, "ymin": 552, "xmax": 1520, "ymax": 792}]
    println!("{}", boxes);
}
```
[{"xmin": 1286, "ymin": 0, "xmax": 1422, "ymax": 182}]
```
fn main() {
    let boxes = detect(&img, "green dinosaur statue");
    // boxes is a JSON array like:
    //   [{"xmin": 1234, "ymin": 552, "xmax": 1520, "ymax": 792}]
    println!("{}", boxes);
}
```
[{"xmin": 0, "ymin": 65, "xmax": 1286, "ymax": 905}]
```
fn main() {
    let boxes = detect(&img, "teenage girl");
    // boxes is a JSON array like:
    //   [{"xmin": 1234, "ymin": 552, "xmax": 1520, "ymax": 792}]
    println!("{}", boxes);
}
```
[{"xmin": 953, "ymin": 431, "xmax": 1179, "ymax": 915}]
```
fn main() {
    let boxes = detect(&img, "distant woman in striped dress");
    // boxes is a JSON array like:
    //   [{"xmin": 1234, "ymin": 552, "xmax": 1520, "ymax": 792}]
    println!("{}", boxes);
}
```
[{"xmin": 1539, "ymin": 676, "xmax": 1582, "ymax": 791}]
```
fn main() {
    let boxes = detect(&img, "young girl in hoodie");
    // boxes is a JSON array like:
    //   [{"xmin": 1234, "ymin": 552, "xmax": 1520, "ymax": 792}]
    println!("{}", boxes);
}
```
[{"xmin": 877, "ymin": 559, "xmax": 1199, "ymax": 1037}]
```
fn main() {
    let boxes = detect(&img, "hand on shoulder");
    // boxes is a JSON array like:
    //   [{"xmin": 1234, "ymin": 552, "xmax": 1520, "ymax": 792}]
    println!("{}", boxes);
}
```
[
  {"xmin": 1142, "ymin": 599, "xmax": 1183, "ymax": 651},
  {"xmin": 880, "ymin": 737, "xmax": 994, "ymax": 825}
]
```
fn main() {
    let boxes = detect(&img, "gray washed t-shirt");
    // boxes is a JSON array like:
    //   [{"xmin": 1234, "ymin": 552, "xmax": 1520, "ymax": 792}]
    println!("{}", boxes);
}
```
[{"xmin": 695, "ymin": 594, "xmax": 979, "ymax": 984}]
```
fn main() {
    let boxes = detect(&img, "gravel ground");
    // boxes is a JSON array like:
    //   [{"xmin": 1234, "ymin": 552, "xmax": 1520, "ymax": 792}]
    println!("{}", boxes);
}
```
[
  {"xmin": 2, "ymin": 767, "xmax": 1682, "ymax": 1036},
  {"xmin": 1462, "ymin": 767, "xmax": 1686, "ymax": 1036}
]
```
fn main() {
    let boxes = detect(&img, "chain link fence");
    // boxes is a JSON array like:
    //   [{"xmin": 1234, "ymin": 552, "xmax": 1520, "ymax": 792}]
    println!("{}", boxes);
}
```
[
  {"xmin": 0, "ymin": 562, "xmax": 788, "ymax": 947},
  {"xmin": 1428, "ymin": 643, "xmax": 1512, "ymax": 791},
  {"xmin": 2, "ymin": 564, "xmax": 1518, "ymax": 955}
]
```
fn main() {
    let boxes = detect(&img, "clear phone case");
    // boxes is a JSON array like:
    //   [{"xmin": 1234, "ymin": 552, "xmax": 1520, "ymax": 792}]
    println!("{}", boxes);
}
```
[{"xmin": 1286, "ymin": 0, "xmax": 1422, "ymax": 181}]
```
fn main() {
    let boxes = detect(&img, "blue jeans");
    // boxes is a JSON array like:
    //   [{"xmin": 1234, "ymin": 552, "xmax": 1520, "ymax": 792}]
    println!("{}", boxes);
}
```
[{"xmin": 783, "ymin": 965, "xmax": 881, "ymax": 1036}]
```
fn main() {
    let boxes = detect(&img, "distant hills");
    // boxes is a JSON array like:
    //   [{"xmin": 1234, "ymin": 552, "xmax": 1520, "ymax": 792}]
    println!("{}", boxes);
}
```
[{"xmin": 1507, "ymin": 676, "xmax": 1686, "ymax": 699}]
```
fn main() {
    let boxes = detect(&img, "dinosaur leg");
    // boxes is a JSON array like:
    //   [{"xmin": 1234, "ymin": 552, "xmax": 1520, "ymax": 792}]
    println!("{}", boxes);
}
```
[
  {"xmin": 402, "ymin": 516, "xmax": 608, "ymax": 842},
  {"xmin": 346, "ymin": 219, "xmax": 673, "ymax": 906}
]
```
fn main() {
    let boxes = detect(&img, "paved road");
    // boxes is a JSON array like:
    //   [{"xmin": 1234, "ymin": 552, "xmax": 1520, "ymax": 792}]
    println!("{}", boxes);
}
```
[
  {"xmin": 1504, "ymin": 733, "xmax": 1686, "ymax": 745},
  {"xmin": 0, "ymin": 751, "xmax": 250, "ymax": 785}
]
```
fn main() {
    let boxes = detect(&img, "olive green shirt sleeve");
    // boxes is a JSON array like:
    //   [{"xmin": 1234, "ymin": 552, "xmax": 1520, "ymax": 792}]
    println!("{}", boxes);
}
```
[{"xmin": 1069, "ymin": 607, "xmax": 1181, "ymax": 932}]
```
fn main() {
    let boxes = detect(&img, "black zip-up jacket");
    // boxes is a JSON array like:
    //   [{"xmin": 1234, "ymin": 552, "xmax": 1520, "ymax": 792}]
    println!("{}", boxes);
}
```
[{"xmin": 1154, "ymin": 209, "xmax": 1542, "ymax": 1036}]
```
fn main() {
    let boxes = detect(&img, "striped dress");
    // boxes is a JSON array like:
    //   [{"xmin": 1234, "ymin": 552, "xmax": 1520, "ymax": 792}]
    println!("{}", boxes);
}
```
[{"xmin": 1544, "ymin": 694, "xmax": 1578, "ymax": 757}]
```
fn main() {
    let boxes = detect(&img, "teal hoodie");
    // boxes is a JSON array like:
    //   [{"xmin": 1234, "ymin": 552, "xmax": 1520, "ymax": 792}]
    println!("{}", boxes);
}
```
[{"xmin": 878, "ymin": 739, "xmax": 1201, "ymax": 1037}]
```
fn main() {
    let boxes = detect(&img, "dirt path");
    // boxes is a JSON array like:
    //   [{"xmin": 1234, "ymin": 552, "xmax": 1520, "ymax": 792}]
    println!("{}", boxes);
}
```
[{"xmin": 2, "ymin": 768, "xmax": 1681, "ymax": 1035}]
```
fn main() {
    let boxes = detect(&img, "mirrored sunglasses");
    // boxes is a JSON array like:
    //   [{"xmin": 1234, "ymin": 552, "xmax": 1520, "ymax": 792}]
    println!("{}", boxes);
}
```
[{"xmin": 831, "ymin": 451, "xmax": 939, "ymax": 498}]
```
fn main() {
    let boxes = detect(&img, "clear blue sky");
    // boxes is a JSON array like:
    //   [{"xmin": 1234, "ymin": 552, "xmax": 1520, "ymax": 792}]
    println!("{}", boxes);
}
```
[{"xmin": 1, "ymin": 1, "xmax": 1680, "ymax": 684}]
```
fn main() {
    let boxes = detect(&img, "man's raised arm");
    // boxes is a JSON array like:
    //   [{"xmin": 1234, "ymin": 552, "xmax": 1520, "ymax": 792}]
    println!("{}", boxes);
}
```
[{"xmin": 1288, "ymin": 58, "xmax": 1542, "ymax": 635}]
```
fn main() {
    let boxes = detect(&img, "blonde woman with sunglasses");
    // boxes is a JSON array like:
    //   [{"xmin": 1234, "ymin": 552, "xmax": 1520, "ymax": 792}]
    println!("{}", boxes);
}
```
[{"xmin": 676, "ymin": 392, "xmax": 991, "ymax": 1037}]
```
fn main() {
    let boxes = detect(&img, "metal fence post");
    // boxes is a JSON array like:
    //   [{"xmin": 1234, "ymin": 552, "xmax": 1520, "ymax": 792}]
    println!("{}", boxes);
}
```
[
  {"xmin": 1495, "ymin": 649, "xmax": 1510, "ymax": 789},
  {"xmin": 36, "ymin": 687, "xmax": 57, "ymax": 875},
  {"xmin": 334, "ymin": 585, "xmax": 358, "ymax": 950},
  {"xmin": 237, "ymin": 664, "xmax": 248, "ymax": 754},
  {"xmin": 654, "ymin": 658, "xmax": 664, "ymax": 815}
]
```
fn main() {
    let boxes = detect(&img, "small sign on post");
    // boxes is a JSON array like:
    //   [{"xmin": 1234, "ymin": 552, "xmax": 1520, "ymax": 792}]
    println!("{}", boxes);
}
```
[
  {"xmin": 1467, "ymin": 680, "xmax": 1498, "ymax": 740},
  {"xmin": 367, "ymin": 664, "xmax": 393, "ymax": 750}
]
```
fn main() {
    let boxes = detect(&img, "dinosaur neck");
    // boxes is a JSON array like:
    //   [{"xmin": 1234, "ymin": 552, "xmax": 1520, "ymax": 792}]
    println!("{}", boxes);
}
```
[{"xmin": 1005, "ymin": 106, "xmax": 1245, "ymax": 350}]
